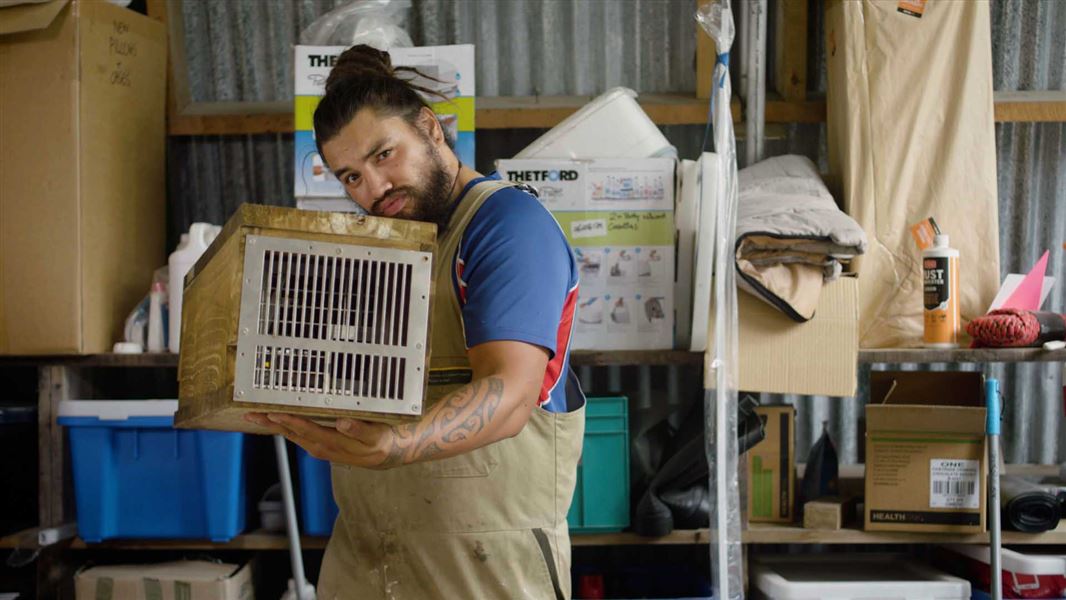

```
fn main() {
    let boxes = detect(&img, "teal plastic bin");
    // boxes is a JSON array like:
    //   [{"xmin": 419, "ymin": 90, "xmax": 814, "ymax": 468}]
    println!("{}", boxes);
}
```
[{"xmin": 568, "ymin": 396, "xmax": 629, "ymax": 533}]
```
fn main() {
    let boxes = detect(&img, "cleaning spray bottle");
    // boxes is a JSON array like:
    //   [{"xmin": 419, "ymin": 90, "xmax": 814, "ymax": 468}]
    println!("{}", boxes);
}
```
[{"xmin": 923, "ymin": 231, "xmax": 960, "ymax": 348}]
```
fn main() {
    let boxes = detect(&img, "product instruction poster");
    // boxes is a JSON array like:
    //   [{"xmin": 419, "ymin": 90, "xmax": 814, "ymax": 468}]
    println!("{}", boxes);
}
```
[
  {"xmin": 498, "ymin": 158, "xmax": 676, "ymax": 350},
  {"xmin": 294, "ymin": 45, "xmax": 475, "ymax": 199}
]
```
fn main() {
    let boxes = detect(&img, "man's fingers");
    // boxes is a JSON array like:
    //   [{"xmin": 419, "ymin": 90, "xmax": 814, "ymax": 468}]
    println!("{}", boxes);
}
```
[
  {"xmin": 243, "ymin": 412, "xmax": 287, "ymax": 436},
  {"xmin": 267, "ymin": 413, "xmax": 324, "ymax": 435},
  {"xmin": 335, "ymin": 418, "xmax": 376, "ymax": 441}
]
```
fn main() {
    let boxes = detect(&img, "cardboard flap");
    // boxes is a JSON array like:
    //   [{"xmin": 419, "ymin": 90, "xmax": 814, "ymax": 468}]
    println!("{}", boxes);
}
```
[
  {"xmin": 706, "ymin": 276, "xmax": 859, "ymax": 397},
  {"xmin": 870, "ymin": 371, "xmax": 983, "ymax": 407},
  {"xmin": 866, "ymin": 403, "xmax": 987, "ymax": 434},
  {"xmin": 0, "ymin": 0, "xmax": 68, "ymax": 36}
]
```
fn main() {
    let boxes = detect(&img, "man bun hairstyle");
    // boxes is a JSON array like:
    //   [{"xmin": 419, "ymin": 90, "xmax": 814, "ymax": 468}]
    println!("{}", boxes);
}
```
[{"xmin": 313, "ymin": 45, "xmax": 447, "ymax": 155}]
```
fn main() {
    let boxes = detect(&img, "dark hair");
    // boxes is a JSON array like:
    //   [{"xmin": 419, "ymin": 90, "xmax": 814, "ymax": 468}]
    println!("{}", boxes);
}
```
[{"xmin": 312, "ymin": 45, "xmax": 445, "ymax": 156}]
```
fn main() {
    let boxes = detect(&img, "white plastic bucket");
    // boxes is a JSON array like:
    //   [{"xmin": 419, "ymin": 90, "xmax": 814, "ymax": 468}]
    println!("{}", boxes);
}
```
[{"xmin": 514, "ymin": 87, "xmax": 676, "ymax": 160}]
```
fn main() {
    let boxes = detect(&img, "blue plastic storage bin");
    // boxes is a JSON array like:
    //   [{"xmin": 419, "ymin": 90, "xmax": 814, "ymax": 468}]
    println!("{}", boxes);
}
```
[
  {"xmin": 568, "ymin": 396, "xmax": 630, "ymax": 533},
  {"xmin": 296, "ymin": 447, "xmax": 339, "ymax": 536},
  {"xmin": 58, "ymin": 400, "xmax": 245, "ymax": 542}
]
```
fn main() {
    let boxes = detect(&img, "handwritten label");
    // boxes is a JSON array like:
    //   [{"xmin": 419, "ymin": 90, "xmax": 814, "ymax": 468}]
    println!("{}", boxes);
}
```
[
  {"xmin": 608, "ymin": 212, "xmax": 640, "ymax": 232},
  {"xmin": 571, "ymin": 219, "xmax": 607, "ymax": 239},
  {"xmin": 107, "ymin": 20, "xmax": 135, "ymax": 87}
]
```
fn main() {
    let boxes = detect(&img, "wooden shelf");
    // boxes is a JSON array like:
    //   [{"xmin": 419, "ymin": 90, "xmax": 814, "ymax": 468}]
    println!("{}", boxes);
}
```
[
  {"xmin": 66, "ymin": 532, "xmax": 329, "ymax": 551},
  {"xmin": 571, "ymin": 350, "xmax": 703, "ymax": 367},
  {"xmin": 744, "ymin": 522, "xmax": 1066, "ymax": 545},
  {"xmin": 166, "ymin": 90, "xmax": 1065, "ymax": 136},
  {"xmin": 0, "ymin": 353, "xmax": 179, "ymax": 368},
  {"xmin": 1, "ymin": 529, "xmax": 708, "ymax": 551},
  {"xmin": 572, "ymin": 529, "xmax": 709, "ymax": 546},
  {"xmin": 859, "ymin": 347, "xmax": 1066, "ymax": 364},
  {"xmin": 12, "ymin": 521, "xmax": 1066, "ymax": 550}
]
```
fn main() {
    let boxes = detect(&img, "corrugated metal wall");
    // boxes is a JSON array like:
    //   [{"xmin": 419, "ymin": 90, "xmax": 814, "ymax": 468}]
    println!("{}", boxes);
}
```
[{"xmin": 169, "ymin": 0, "xmax": 1065, "ymax": 464}]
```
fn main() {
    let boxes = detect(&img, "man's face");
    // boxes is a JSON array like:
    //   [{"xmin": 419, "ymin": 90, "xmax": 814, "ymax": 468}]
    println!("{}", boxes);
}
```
[{"xmin": 321, "ymin": 107, "xmax": 452, "ymax": 226}]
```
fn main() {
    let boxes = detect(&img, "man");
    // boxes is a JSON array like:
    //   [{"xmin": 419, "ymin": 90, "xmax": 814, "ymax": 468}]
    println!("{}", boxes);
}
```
[{"xmin": 245, "ymin": 45, "xmax": 585, "ymax": 599}]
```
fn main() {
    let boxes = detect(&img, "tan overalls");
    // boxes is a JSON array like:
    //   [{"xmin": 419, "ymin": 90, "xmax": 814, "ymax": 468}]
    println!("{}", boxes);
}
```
[{"xmin": 318, "ymin": 180, "xmax": 586, "ymax": 599}]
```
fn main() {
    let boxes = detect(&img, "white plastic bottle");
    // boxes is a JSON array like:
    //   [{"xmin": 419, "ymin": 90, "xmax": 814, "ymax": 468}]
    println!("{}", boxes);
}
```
[
  {"xmin": 922, "ymin": 234, "xmax": 960, "ymax": 348},
  {"xmin": 147, "ymin": 281, "xmax": 166, "ymax": 352},
  {"xmin": 168, "ymin": 223, "xmax": 221, "ymax": 353}
]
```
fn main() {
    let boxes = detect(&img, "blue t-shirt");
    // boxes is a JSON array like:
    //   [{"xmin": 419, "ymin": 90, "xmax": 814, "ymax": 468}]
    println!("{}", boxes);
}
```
[{"xmin": 450, "ymin": 173, "xmax": 579, "ymax": 413}]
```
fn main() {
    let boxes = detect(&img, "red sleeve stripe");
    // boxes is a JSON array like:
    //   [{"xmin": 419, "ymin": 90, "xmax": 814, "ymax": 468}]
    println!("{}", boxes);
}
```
[
  {"xmin": 539, "ymin": 282, "xmax": 579, "ymax": 406},
  {"xmin": 455, "ymin": 254, "xmax": 468, "ymax": 305}
]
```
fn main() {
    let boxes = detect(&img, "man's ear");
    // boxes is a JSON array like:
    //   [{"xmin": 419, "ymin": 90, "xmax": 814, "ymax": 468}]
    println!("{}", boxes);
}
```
[{"xmin": 417, "ymin": 106, "xmax": 444, "ymax": 145}]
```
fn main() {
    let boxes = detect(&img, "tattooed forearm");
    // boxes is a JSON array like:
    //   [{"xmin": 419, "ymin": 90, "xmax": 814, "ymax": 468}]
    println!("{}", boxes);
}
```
[{"xmin": 378, "ymin": 377, "xmax": 506, "ymax": 467}]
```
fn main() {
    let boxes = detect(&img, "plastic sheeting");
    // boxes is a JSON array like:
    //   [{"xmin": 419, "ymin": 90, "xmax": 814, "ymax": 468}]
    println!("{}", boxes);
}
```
[{"xmin": 697, "ymin": 1, "xmax": 742, "ymax": 597}]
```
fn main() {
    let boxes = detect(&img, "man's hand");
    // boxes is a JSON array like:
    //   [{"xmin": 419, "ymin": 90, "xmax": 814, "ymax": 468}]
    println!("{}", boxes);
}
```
[{"xmin": 243, "ymin": 413, "xmax": 401, "ymax": 469}]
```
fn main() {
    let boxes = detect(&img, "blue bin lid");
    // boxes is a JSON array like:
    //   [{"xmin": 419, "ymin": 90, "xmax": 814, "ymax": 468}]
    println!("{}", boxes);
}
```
[
  {"xmin": 57, "ymin": 400, "xmax": 177, "ymax": 428},
  {"xmin": 0, "ymin": 405, "xmax": 36, "ymax": 425}
]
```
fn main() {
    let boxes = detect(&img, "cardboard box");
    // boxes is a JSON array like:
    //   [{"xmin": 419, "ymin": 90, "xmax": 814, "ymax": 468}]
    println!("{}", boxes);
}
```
[
  {"xmin": 75, "ymin": 561, "xmax": 253, "ymax": 600},
  {"xmin": 294, "ymin": 44, "xmax": 475, "ymax": 199},
  {"xmin": 747, "ymin": 405, "xmax": 795, "ymax": 523},
  {"xmin": 865, "ymin": 371, "xmax": 987, "ymax": 533},
  {"xmin": 709, "ymin": 276, "xmax": 859, "ymax": 398},
  {"xmin": 496, "ymin": 158, "xmax": 676, "ymax": 350},
  {"xmin": 0, "ymin": 0, "xmax": 166, "ymax": 355}
]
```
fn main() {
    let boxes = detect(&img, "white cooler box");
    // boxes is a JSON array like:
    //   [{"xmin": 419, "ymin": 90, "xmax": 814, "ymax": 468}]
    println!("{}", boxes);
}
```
[{"xmin": 752, "ymin": 554, "xmax": 970, "ymax": 600}]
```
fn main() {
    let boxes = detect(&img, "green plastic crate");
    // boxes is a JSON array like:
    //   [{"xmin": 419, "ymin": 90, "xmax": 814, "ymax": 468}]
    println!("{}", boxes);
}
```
[{"xmin": 568, "ymin": 396, "xmax": 630, "ymax": 533}]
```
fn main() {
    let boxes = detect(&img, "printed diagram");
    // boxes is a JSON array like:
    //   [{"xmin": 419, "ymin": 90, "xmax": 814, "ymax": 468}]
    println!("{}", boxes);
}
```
[
  {"xmin": 637, "ymin": 248, "xmax": 664, "ymax": 279},
  {"xmin": 574, "ymin": 248, "xmax": 602, "ymax": 279},
  {"xmin": 643, "ymin": 297, "xmax": 665, "ymax": 324},
  {"xmin": 591, "ymin": 173, "xmax": 667, "ymax": 202},
  {"xmin": 578, "ymin": 296, "xmax": 603, "ymax": 325},
  {"xmin": 610, "ymin": 297, "xmax": 631, "ymax": 324},
  {"xmin": 608, "ymin": 249, "xmax": 633, "ymax": 280}
]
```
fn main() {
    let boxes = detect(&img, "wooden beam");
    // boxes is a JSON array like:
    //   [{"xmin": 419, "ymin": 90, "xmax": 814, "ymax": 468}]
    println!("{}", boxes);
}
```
[
  {"xmin": 774, "ymin": 0, "xmax": 808, "ymax": 101},
  {"xmin": 38, "ymin": 365, "xmax": 79, "ymax": 528},
  {"xmin": 994, "ymin": 90, "xmax": 1066, "ymax": 122},
  {"xmin": 163, "ymin": 91, "xmax": 1062, "ymax": 136}
]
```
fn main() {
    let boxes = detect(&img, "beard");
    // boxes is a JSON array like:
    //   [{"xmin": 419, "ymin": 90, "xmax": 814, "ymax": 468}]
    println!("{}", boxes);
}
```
[{"xmin": 371, "ymin": 142, "xmax": 454, "ymax": 230}]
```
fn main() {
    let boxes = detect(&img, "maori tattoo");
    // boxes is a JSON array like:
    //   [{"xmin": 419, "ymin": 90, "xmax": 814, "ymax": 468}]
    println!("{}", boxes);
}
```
[{"xmin": 379, "ymin": 377, "xmax": 505, "ymax": 467}]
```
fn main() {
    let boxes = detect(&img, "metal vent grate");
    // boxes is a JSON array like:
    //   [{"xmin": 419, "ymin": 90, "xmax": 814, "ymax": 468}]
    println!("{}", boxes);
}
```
[
  {"xmin": 256, "ymin": 250, "xmax": 413, "ymax": 347},
  {"xmin": 253, "ymin": 346, "xmax": 407, "ymax": 401},
  {"xmin": 234, "ymin": 235, "xmax": 431, "ymax": 416}
]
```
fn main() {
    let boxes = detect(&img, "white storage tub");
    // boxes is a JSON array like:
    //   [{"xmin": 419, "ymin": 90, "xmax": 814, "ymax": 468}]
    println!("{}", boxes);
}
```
[
  {"xmin": 514, "ymin": 87, "xmax": 675, "ymax": 160},
  {"xmin": 752, "ymin": 554, "xmax": 970, "ymax": 600}
]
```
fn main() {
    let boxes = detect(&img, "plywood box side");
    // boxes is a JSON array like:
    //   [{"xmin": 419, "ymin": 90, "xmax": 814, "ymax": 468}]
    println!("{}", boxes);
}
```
[
  {"xmin": 177, "ymin": 222, "xmax": 436, "ymax": 430},
  {"xmin": 177, "ymin": 230, "xmax": 243, "ymax": 426},
  {"xmin": 0, "ymin": 2, "xmax": 80, "ymax": 354},
  {"xmin": 79, "ymin": 1, "xmax": 166, "ymax": 353},
  {"xmin": 176, "ymin": 400, "xmax": 416, "ymax": 434}
]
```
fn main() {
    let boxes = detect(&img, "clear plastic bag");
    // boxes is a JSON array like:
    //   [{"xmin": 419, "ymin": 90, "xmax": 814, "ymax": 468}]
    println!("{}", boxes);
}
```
[
  {"xmin": 299, "ymin": 0, "xmax": 414, "ymax": 49},
  {"xmin": 697, "ymin": 1, "xmax": 743, "ymax": 598}
]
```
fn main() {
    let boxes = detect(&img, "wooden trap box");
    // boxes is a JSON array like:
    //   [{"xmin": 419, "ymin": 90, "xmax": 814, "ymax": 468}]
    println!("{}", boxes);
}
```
[{"xmin": 175, "ymin": 204, "xmax": 436, "ymax": 433}]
